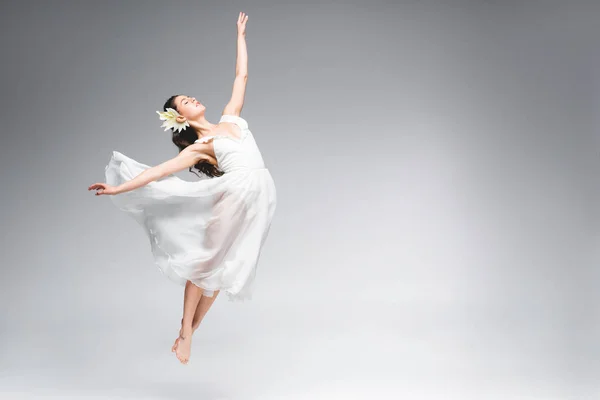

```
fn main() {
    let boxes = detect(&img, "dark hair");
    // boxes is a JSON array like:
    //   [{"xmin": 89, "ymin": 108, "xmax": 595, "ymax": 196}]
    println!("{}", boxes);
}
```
[{"xmin": 163, "ymin": 94, "xmax": 224, "ymax": 178}]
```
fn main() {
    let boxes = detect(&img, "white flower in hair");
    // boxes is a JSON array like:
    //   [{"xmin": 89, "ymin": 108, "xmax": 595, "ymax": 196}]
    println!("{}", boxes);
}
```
[{"xmin": 156, "ymin": 108, "xmax": 190, "ymax": 132}]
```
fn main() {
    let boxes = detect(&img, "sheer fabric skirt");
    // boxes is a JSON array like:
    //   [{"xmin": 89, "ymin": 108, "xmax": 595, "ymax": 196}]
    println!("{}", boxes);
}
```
[{"xmin": 105, "ymin": 151, "xmax": 277, "ymax": 301}]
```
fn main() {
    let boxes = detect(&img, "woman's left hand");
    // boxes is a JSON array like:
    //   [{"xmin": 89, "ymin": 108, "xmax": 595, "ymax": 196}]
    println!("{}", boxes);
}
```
[
  {"xmin": 237, "ymin": 12, "xmax": 248, "ymax": 36},
  {"xmin": 88, "ymin": 182, "xmax": 120, "ymax": 196}
]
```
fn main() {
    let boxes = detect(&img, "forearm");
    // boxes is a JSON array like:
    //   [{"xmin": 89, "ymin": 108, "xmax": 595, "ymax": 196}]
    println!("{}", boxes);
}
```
[
  {"xmin": 117, "ymin": 169, "xmax": 161, "ymax": 194},
  {"xmin": 235, "ymin": 33, "xmax": 248, "ymax": 77}
]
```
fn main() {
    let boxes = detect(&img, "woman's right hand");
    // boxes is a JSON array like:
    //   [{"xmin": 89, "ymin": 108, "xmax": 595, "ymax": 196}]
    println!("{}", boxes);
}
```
[{"xmin": 237, "ymin": 12, "xmax": 248, "ymax": 36}]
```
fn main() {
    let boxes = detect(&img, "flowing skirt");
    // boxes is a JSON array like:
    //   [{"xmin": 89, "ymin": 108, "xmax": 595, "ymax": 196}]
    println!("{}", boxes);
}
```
[{"xmin": 104, "ymin": 151, "xmax": 277, "ymax": 301}]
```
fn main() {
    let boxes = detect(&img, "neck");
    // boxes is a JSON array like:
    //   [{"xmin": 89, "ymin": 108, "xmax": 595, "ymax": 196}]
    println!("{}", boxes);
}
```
[{"xmin": 188, "ymin": 117, "xmax": 217, "ymax": 139}]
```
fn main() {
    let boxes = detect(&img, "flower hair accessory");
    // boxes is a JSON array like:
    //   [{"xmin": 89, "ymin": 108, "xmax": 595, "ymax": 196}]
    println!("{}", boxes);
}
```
[{"xmin": 156, "ymin": 108, "xmax": 190, "ymax": 132}]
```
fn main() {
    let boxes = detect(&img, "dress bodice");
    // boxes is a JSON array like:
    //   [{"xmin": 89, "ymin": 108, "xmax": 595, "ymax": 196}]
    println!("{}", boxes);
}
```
[{"xmin": 194, "ymin": 115, "xmax": 266, "ymax": 173}]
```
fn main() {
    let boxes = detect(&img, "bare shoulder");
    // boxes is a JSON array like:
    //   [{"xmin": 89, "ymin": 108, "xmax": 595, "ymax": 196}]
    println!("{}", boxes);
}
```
[{"xmin": 217, "ymin": 114, "xmax": 248, "ymax": 138}]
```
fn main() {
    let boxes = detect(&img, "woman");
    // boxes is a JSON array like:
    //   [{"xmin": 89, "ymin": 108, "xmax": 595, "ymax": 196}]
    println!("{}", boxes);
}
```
[{"xmin": 87, "ymin": 12, "xmax": 277, "ymax": 365}]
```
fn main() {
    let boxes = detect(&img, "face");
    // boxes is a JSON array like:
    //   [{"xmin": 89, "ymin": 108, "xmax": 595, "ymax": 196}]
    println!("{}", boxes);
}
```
[{"xmin": 174, "ymin": 95, "xmax": 206, "ymax": 120}]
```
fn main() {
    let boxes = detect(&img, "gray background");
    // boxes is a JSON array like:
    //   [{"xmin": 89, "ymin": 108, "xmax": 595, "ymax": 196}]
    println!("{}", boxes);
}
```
[{"xmin": 1, "ymin": 1, "xmax": 598, "ymax": 399}]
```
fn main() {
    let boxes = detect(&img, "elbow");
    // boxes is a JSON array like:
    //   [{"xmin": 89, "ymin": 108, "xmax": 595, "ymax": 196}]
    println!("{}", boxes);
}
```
[{"xmin": 236, "ymin": 73, "xmax": 248, "ymax": 80}]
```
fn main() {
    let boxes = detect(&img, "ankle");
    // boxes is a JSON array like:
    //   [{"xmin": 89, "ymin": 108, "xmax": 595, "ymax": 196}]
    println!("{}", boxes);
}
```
[{"xmin": 180, "ymin": 325, "xmax": 193, "ymax": 336}]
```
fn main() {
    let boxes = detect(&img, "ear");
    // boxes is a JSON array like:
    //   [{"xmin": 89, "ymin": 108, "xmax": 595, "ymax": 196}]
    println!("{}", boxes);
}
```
[{"xmin": 176, "ymin": 115, "xmax": 187, "ymax": 123}]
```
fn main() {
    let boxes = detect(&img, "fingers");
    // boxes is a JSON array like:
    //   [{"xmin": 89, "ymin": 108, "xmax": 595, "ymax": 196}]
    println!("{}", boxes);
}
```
[
  {"xmin": 89, "ymin": 185, "xmax": 103, "ymax": 194},
  {"xmin": 88, "ymin": 183, "xmax": 108, "ymax": 195},
  {"xmin": 238, "ymin": 12, "xmax": 248, "ymax": 25}
]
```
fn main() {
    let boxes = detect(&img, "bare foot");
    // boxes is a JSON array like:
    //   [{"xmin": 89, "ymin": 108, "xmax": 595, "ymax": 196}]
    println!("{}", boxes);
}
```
[
  {"xmin": 171, "ymin": 319, "xmax": 197, "ymax": 360},
  {"xmin": 171, "ymin": 336, "xmax": 181, "ymax": 353},
  {"xmin": 175, "ymin": 331, "xmax": 192, "ymax": 364},
  {"xmin": 171, "ymin": 319, "xmax": 184, "ymax": 354}
]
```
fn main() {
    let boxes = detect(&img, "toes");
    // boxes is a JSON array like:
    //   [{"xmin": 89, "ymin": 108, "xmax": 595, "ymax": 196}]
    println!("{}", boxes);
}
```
[{"xmin": 175, "ymin": 350, "xmax": 189, "ymax": 364}]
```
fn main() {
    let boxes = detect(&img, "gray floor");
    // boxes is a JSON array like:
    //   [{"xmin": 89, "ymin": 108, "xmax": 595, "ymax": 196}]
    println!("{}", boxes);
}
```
[{"xmin": 1, "ymin": 253, "xmax": 597, "ymax": 399}]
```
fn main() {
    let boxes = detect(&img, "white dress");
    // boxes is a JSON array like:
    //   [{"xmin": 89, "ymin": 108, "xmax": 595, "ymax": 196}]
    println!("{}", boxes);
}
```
[{"xmin": 104, "ymin": 115, "xmax": 277, "ymax": 301}]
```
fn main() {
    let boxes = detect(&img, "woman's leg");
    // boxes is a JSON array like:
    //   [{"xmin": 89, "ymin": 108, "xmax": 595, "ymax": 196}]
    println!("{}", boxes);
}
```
[
  {"xmin": 172, "ymin": 290, "xmax": 220, "ymax": 352},
  {"xmin": 192, "ymin": 290, "xmax": 220, "ymax": 332},
  {"xmin": 173, "ymin": 280, "xmax": 203, "ymax": 364},
  {"xmin": 172, "ymin": 194, "xmax": 241, "ymax": 362}
]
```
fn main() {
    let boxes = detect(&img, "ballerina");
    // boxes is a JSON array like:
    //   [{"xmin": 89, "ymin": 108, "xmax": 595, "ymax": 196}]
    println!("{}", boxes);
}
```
[{"xmin": 87, "ymin": 12, "xmax": 276, "ymax": 365}]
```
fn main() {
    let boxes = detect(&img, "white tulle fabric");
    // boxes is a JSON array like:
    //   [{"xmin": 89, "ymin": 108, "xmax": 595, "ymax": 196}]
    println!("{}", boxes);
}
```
[{"xmin": 104, "ymin": 115, "xmax": 277, "ymax": 301}]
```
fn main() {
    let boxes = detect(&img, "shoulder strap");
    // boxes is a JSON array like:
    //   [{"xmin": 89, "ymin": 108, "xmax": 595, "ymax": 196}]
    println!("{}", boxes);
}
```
[{"xmin": 220, "ymin": 114, "xmax": 249, "ymax": 130}]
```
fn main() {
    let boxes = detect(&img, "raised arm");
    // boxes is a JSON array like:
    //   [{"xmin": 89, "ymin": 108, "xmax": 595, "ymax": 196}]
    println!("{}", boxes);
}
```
[{"xmin": 222, "ymin": 12, "xmax": 249, "ymax": 117}]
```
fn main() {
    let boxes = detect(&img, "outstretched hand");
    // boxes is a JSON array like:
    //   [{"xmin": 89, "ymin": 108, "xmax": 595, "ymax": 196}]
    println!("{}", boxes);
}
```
[
  {"xmin": 88, "ymin": 182, "xmax": 119, "ymax": 196},
  {"xmin": 237, "ymin": 12, "xmax": 248, "ymax": 36}
]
